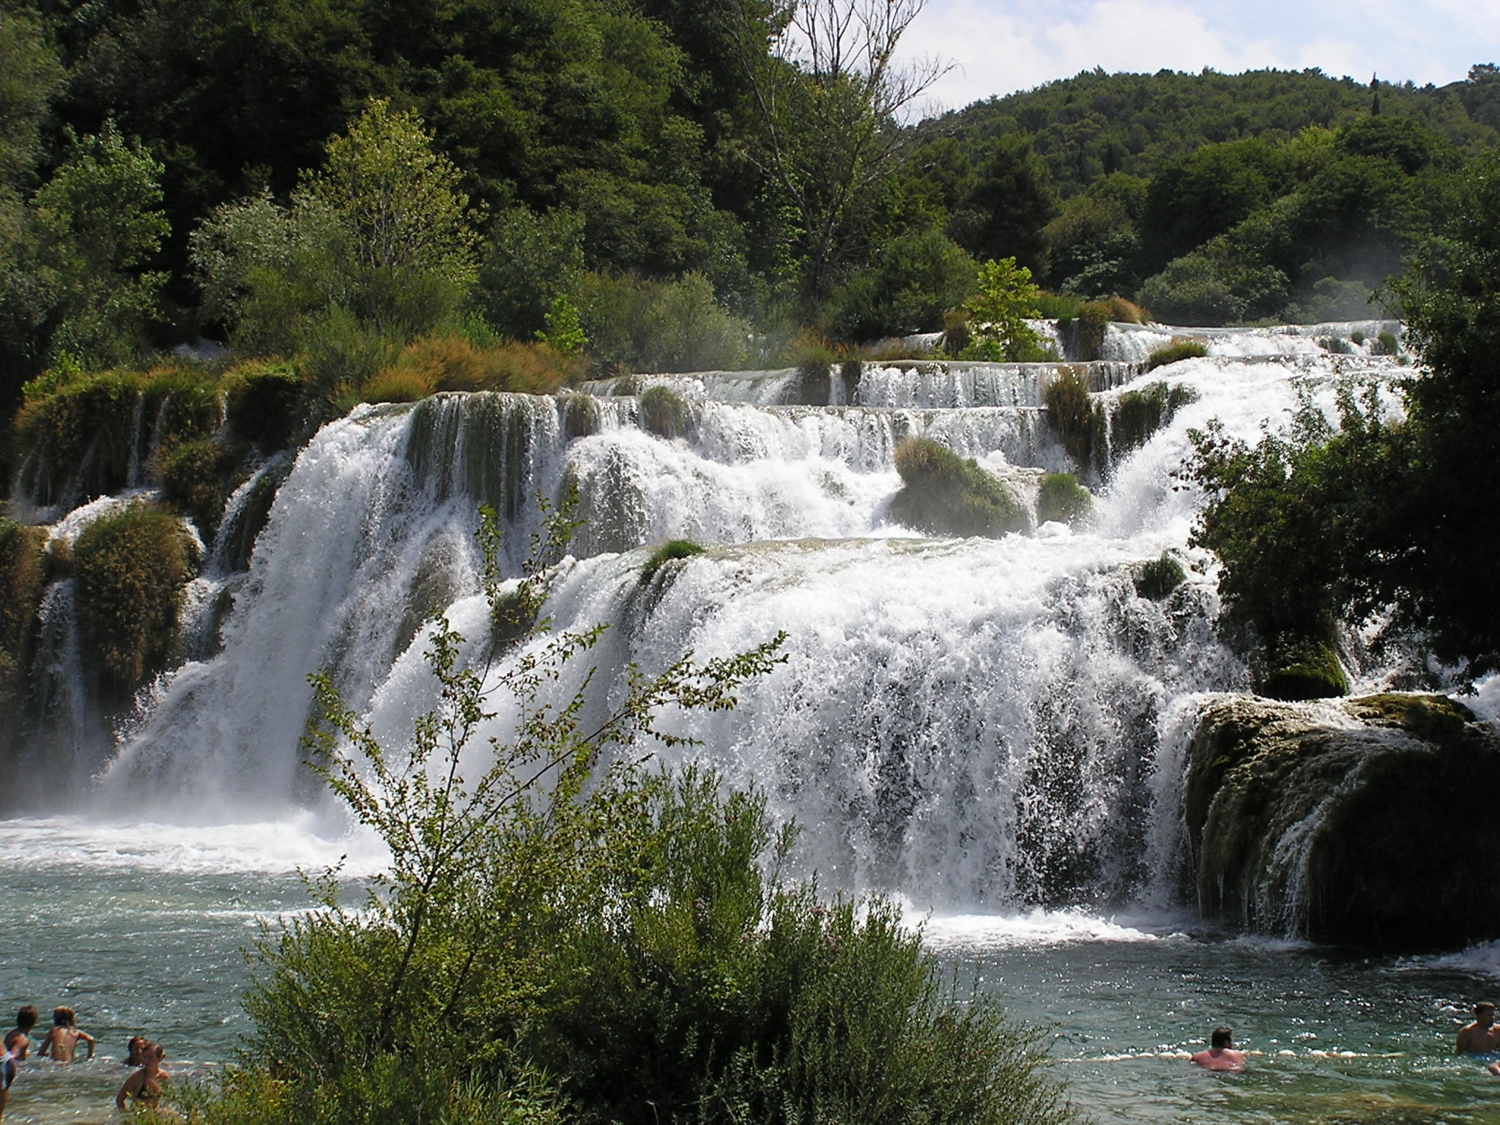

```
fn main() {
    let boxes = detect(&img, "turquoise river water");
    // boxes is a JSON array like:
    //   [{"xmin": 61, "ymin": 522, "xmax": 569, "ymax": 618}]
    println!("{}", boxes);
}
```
[{"xmin": 3, "ymin": 817, "xmax": 1500, "ymax": 1125}]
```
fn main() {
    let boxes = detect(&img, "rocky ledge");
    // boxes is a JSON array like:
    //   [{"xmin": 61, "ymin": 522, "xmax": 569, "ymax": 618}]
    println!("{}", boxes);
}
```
[{"xmin": 1184, "ymin": 693, "xmax": 1500, "ymax": 950}]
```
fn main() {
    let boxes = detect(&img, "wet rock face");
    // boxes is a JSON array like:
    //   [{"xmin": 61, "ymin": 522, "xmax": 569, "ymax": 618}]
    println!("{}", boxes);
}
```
[{"xmin": 1184, "ymin": 693, "xmax": 1500, "ymax": 950}]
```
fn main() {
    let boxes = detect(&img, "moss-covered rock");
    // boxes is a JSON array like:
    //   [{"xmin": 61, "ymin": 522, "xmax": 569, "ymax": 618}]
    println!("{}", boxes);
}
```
[
  {"xmin": 888, "ymin": 438, "xmax": 1028, "ymax": 538},
  {"xmin": 640, "ymin": 538, "xmax": 705, "ymax": 584},
  {"xmin": 1143, "ymin": 337, "xmax": 1208, "ymax": 372},
  {"xmin": 1035, "ymin": 472, "xmax": 1093, "ymax": 527},
  {"xmin": 558, "ymin": 393, "xmax": 601, "ymax": 440},
  {"xmin": 1258, "ymin": 638, "xmax": 1348, "ymax": 701},
  {"xmin": 222, "ymin": 361, "xmax": 305, "ymax": 451},
  {"xmin": 73, "ymin": 505, "xmax": 198, "ymax": 696},
  {"xmin": 0, "ymin": 520, "xmax": 48, "ymax": 747},
  {"xmin": 639, "ymin": 385, "xmax": 687, "ymax": 439},
  {"xmin": 1183, "ymin": 693, "xmax": 1500, "ymax": 949},
  {"xmin": 1042, "ymin": 368, "xmax": 1105, "ymax": 473},
  {"xmin": 1110, "ymin": 381, "xmax": 1198, "ymax": 455},
  {"xmin": 1134, "ymin": 553, "xmax": 1185, "ymax": 600},
  {"xmin": 158, "ymin": 438, "xmax": 250, "ymax": 539}
]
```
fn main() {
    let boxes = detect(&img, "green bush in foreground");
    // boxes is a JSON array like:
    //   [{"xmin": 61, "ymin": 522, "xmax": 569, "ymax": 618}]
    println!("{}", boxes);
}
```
[
  {"xmin": 181, "ymin": 520, "xmax": 1074, "ymax": 1125},
  {"xmin": 889, "ymin": 438, "xmax": 1028, "ymax": 537}
]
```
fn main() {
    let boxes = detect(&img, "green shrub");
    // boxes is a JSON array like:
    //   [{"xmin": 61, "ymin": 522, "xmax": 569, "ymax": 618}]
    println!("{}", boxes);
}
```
[
  {"xmin": 1035, "ymin": 473, "xmax": 1093, "ymax": 527},
  {"xmin": 825, "ymin": 229, "xmax": 976, "ymax": 341},
  {"xmin": 958, "ymin": 258, "xmax": 1057, "ymax": 362},
  {"xmin": 1317, "ymin": 336, "xmax": 1353, "ymax": 354},
  {"xmin": 1111, "ymin": 381, "xmax": 1198, "ymax": 454},
  {"xmin": 580, "ymin": 272, "xmax": 751, "ymax": 375},
  {"xmin": 1374, "ymin": 331, "xmax": 1399, "ymax": 355},
  {"xmin": 1259, "ymin": 638, "xmax": 1348, "ymax": 701},
  {"xmin": 639, "ymin": 385, "xmax": 687, "ymax": 439},
  {"xmin": 1033, "ymin": 290, "xmax": 1083, "ymax": 319},
  {"xmin": 888, "ymin": 438, "xmax": 1028, "ymax": 537},
  {"xmin": 223, "ymin": 360, "xmax": 305, "ymax": 449},
  {"xmin": 1134, "ymin": 553, "xmax": 1186, "ymax": 600},
  {"xmin": 73, "ymin": 504, "xmax": 197, "ymax": 695},
  {"xmin": 1043, "ymin": 368, "xmax": 1104, "ymax": 471},
  {"xmin": 639, "ymin": 538, "xmax": 704, "ymax": 584},
  {"xmin": 1350, "ymin": 331, "xmax": 1366, "ymax": 346},
  {"xmin": 1142, "ymin": 337, "xmax": 1208, "ymax": 372}
]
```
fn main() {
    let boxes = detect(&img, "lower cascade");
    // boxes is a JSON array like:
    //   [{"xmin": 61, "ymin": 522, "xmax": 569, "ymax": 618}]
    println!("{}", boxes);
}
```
[{"xmin": 9, "ymin": 328, "xmax": 1498, "ymax": 941}]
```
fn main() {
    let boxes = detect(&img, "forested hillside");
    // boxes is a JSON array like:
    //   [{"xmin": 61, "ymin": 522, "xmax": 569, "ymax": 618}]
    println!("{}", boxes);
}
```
[{"xmin": 3, "ymin": 0, "xmax": 1499, "ymax": 480}]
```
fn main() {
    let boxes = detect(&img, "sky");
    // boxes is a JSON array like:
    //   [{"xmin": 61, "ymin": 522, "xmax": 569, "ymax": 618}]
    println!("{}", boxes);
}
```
[{"xmin": 895, "ymin": 0, "xmax": 1500, "ymax": 116}]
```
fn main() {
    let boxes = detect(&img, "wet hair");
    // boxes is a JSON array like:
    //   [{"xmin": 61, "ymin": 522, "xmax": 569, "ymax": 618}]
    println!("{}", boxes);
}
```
[
  {"xmin": 15, "ymin": 1006, "xmax": 37, "ymax": 1031},
  {"xmin": 52, "ymin": 1007, "xmax": 75, "ymax": 1027},
  {"xmin": 1211, "ymin": 1027, "xmax": 1233, "ymax": 1049},
  {"xmin": 125, "ymin": 1035, "xmax": 147, "ymax": 1063},
  {"xmin": 1478, "ymin": 1002, "xmax": 1496, "ymax": 1015}
]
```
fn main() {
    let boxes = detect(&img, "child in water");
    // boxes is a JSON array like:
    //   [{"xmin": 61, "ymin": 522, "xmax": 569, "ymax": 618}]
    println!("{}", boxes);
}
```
[
  {"xmin": 1, "ymin": 1006, "xmax": 39, "ymax": 1123},
  {"xmin": 37, "ymin": 1008, "xmax": 95, "ymax": 1063}
]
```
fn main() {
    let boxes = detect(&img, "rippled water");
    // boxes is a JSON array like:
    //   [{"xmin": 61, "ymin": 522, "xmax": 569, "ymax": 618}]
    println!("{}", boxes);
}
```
[{"xmin": 4, "ymin": 820, "xmax": 1500, "ymax": 1124}]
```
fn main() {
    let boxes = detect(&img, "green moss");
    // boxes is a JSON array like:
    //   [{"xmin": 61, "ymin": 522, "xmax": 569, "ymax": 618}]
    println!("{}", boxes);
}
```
[
  {"xmin": 1043, "ymin": 367, "xmax": 1104, "ymax": 472},
  {"xmin": 1111, "ymin": 381, "xmax": 1198, "ymax": 455},
  {"xmin": 1035, "ymin": 472, "xmax": 1093, "ymax": 527},
  {"xmin": 557, "ymin": 393, "xmax": 601, "ymax": 440},
  {"xmin": 1143, "ymin": 338, "xmax": 1208, "ymax": 372},
  {"xmin": 1072, "ymin": 301, "xmax": 1112, "ymax": 361},
  {"xmin": 1134, "ymin": 553, "xmax": 1186, "ymax": 600},
  {"xmin": 159, "ymin": 439, "xmax": 247, "ymax": 538},
  {"xmin": 640, "ymin": 538, "xmax": 705, "ymax": 584},
  {"xmin": 1347, "ymin": 693, "xmax": 1475, "ymax": 741},
  {"xmin": 73, "ymin": 505, "xmax": 198, "ymax": 695},
  {"xmin": 888, "ymin": 438, "xmax": 1028, "ymax": 538},
  {"xmin": 222, "ymin": 361, "xmax": 305, "ymax": 451},
  {"xmin": 0, "ymin": 520, "xmax": 48, "ymax": 737},
  {"xmin": 639, "ymin": 385, "xmax": 687, "ymax": 439},
  {"xmin": 1259, "ymin": 639, "xmax": 1348, "ymax": 701}
]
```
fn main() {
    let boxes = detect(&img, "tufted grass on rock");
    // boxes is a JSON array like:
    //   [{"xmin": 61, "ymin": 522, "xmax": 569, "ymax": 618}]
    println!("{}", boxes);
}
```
[
  {"xmin": 639, "ymin": 385, "xmax": 687, "ymax": 439},
  {"xmin": 1111, "ymin": 381, "xmax": 1198, "ymax": 455},
  {"xmin": 1042, "ymin": 368, "xmax": 1104, "ymax": 472},
  {"xmin": 889, "ymin": 438, "xmax": 1027, "ymax": 538},
  {"xmin": 1134, "ymin": 553, "xmax": 1186, "ymax": 600},
  {"xmin": 1143, "ymin": 337, "xmax": 1208, "ymax": 372},
  {"xmin": 1035, "ymin": 473, "xmax": 1093, "ymax": 527},
  {"xmin": 73, "ymin": 504, "xmax": 198, "ymax": 696},
  {"xmin": 640, "ymin": 538, "xmax": 705, "ymax": 584},
  {"xmin": 223, "ymin": 360, "xmax": 305, "ymax": 450}
]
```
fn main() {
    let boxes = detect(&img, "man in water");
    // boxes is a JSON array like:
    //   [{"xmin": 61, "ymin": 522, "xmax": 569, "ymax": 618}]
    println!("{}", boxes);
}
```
[
  {"xmin": 1190, "ymin": 1026, "xmax": 1246, "ymax": 1071},
  {"xmin": 1456, "ymin": 1002, "xmax": 1500, "ymax": 1054}
]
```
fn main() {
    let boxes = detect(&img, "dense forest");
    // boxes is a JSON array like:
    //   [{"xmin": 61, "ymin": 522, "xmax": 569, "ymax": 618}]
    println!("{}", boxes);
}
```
[{"xmin": 4, "ymin": 0, "xmax": 1499, "ymax": 449}]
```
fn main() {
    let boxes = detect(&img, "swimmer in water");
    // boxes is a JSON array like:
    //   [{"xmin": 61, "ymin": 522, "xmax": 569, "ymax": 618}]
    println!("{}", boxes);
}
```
[
  {"xmin": 1457, "ymin": 1001, "xmax": 1500, "ymax": 1055},
  {"xmin": 116, "ymin": 1041, "xmax": 168, "ymax": 1111},
  {"xmin": 1190, "ymin": 1026, "xmax": 1247, "ymax": 1072},
  {"xmin": 2, "ymin": 1006, "xmax": 39, "ymax": 1123},
  {"xmin": 37, "ymin": 1007, "xmax": 95, "ymax": 1063}
]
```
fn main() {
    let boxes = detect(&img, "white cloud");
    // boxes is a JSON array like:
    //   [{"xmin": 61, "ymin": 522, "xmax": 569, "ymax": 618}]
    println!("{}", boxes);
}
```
[{"xmin": 896, "ymin": 0, "xmax": 1492, "ymax": 112}]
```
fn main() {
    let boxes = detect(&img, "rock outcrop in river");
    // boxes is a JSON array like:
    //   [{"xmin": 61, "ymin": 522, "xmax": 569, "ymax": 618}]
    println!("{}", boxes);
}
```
[{"xmin": 1184, "ymin": 693, "xmax": 1500, "ymax": 949}]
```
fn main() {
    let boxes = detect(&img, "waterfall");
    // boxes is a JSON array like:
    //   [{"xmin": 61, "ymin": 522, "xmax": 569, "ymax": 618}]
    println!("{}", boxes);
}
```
[{"xmin": 14, "ymin": 333, "xmax": 1413, "ymax": 910}]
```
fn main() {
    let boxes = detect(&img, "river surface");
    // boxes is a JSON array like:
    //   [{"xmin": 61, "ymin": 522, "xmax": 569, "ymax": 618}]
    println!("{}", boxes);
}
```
[{"xmin": 4, "ymin": 818, "xmax": 1500, "ymax": 1125}]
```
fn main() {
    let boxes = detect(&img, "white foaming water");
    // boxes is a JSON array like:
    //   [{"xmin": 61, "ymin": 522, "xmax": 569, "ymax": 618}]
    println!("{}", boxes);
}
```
[
  {"xmin": 22, "ymin": 338, "xmax": 1401, "ymax": 914},
  {"xmin": 917, "ymin": 908, "xmax": 1172, "ymax": 950}
]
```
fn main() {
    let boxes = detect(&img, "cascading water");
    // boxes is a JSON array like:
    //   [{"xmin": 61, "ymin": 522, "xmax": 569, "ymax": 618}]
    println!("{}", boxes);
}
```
[
  {"xmin": 52, "ymin": 325, "xmax": 1407, "ymax": 911},
  {"xmin": 16, "ymin": 323, "xmax": 1500, "ymax": 1125}
]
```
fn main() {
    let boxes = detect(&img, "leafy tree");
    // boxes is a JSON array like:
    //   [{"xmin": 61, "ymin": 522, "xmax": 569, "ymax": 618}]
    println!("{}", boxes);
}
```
[
  {"xmin": 956, "ymin": 257, "xmax": 1052, "ymax": 361},
  {"xmin": 29, "ymin": 123, "xmax": 170, "ymax": 368},
  {"xmin": 730, "ymin": 0, "xmax": 946, "ymax": 301},
  {"xmin": 826, "ymin": 226, "xmax": 975, "ymax": 339},
  {"xmin": 961, "ymin": 132, "xmax": 1057, "ymax": 273}
]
